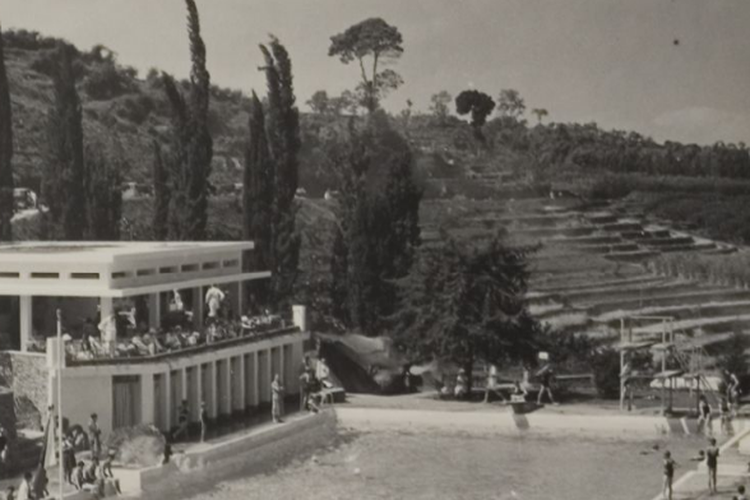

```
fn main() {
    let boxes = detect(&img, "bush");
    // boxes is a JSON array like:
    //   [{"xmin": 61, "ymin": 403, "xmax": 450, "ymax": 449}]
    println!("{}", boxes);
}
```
[
  {"xmin": 83, "ymin": 62, "xmax": 137, "ymax": 100},
  {"xmin": 116, "ymin": 95, "xmax": 154, "ymax": 125},
  {"xmin": 591, "ymin": 349, "xmax": 621, "ymax": 399}
]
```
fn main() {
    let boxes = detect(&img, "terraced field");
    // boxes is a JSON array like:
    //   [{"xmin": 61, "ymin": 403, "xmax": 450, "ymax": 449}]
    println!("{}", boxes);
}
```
[{"xmin": 420, "ymin": 196, "xmax": 746, "ymax": 362}]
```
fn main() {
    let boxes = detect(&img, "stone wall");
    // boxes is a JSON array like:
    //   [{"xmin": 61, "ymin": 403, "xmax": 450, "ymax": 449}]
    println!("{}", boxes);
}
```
[
  {"xmin": 0, "ymin": 389, "xmax": 18, "ymax": 440},
  {"xmin": 0, "ymin": 352, "xmax": 47, "ymax": 430}
]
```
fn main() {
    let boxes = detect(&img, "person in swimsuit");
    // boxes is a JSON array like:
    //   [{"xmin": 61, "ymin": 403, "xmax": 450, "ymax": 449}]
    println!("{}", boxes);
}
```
[
  {"xmin": 536, "ymin": 364, "xmax": 556, "ymax": 405},
  {"xmin": 662, "ymin": 451, "xmax": 677, "ymax": 500},
  {"xmin": 721, "ymin": 396, "xmax": 735, "ymax": 436},
  {"xmin": 706, "ymin": 437, "xmax": 720, "ymax": 494},
  {"xmin": 483, "ymin": 364, "xmax": 507, "ymax": 403},
  {"xmin": 698, "ymin": 395, "xmax": 713, "ymax": 436}
]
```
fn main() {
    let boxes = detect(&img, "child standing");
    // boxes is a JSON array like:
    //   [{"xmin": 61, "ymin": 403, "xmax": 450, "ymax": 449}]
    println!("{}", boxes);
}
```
[
  {"xmin": 706, "ymin": 438, "xmax": 720, "ymax": 495},
  {"xmin": 662, "ymin": 451, "xmax": 677, "ymax": 500}
]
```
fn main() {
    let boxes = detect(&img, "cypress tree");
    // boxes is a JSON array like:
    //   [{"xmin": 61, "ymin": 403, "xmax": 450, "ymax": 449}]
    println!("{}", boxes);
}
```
[
  {"xmin": 0, "ymin": 26, "xmax": 13, "ymax": 241},
  {"xmin": 84, "ymin": 139, "xmax": 123, "ymax": 240},
  {"xmin": 256, "ymin": 37, "xmax": 301, "ymax": 310},
  {"xmin": 151, "ymin": 140, "xmax": 170, "ymax": 241},
  {"xmin": 43, "ymin": 43, "xmax": 86, "ymax": 240},
  {"xmin": 163, "ymin": 0, "xmax": 212, "ymax": 241},
  {"xmin": 243, "ymin": 92, "xmax": 273, "ymax": 271}
]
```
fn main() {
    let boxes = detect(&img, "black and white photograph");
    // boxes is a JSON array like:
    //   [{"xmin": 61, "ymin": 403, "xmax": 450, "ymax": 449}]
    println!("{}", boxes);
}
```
[{"xmin": 0, "ymin": 1, "xmax": 749, "ymax": 499}]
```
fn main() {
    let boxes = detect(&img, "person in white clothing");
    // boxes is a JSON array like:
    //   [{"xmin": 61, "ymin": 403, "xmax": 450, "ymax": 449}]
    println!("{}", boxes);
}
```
[
  {"xmin": 98, "ymin": 314, "xmax": 117, "ymax": 356},
  {"xmin": 204, "ymin": 285, "xmax": 225, "ymax": 321},
  {"xmin": 16, "ymin": 472, "xmax": 31, "ymax": 500}
]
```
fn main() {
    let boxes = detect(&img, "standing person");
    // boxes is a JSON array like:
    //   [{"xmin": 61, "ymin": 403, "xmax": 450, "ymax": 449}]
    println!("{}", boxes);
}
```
[
  {"xmin": 725, "ymin": 369, "xmax": 741, "ymax": 409},
  {"xmin": 316, "ymin": 358, "xmax": 331, "ymax": 388},
  {"xmin": 172, "ymin": 400, "xmax": 190, "ymax": 442},
  {"xmin": 662, "ymin": 451, "xmax": 677, "ymax": 500},
  {"xmin": 698, "ymin": 394, "xmax": 713, "ymax": 436},
  {"xmin": 721, "ymin": 396, "xmax": 735, "ymax": 436},
  {"xmin": 621, "ymin": 357, "xmax": 634, "ymax": 411},
  {"xmin": 62, "ymin": 435, "xmax": 76, "ymax": 484},
  {"xmin": 204, "ymin": 285, "xmax": 225, "ymax": 323},
  {"xmin": 483, "ymin": 364, "xmax": 507, "ymax": 403},
  {"xmin": 536, "ymin": 363, "xmax": 556, "ymax": 405},
  {"xmin": 88, "ymin": 413, "xmax": 101, "ymax": 459},
  {"xmin": 706, "ymin": 437, "xmax": 720, "ymax": 494},
  {"xmin": 16, "ymin": 473, "xmax": 31, "ymax": 500},
  {"xmin": 454, "ymin": 369, "xmax": 468, "ymax": 399},
  {"xmin": 271, "ymin": 374, "xmax": 285, "ymax": 423},
  {"xmin": 299, "ymin": 371, "xmax": 310, "ymax": 412},
  {"xmin": 199, "ymin": 402, "xmax": 208, "ymax": 443},
  {"xmin": 98, "ymin": 313, "xmax": 117, "ymax": 357}
]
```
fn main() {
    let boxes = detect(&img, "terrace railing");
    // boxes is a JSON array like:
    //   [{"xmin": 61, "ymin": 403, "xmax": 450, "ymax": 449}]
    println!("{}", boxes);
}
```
[{"xmin": 66, "ymin": 324, "xmax": 300, "ymax": 367}]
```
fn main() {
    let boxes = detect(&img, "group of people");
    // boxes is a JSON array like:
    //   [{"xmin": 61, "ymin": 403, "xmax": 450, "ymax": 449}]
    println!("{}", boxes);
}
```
[
  {"xmin": 298, "ymin": 356, "xmax": 332, "ymax": 415},
  {"xmin": 660, "ymin": 438, "xmax": 746, "ymax": 500},
  {"xmin": 69, "ymin": 309, "xmax": 284, "ymax": 362},
  {"xmin": 447, "ymin": 362, "xmax": 558, "ymax": 405}
]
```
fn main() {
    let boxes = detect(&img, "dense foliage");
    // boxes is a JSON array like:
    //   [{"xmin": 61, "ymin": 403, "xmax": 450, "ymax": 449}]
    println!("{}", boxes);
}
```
[
  {"xmin": 328, "ymin": 18, "xmax": 404, "ymax": 113},
  {"xmin": 160, "ymin": 0, "xmax": 213, "ymax": 240},
  {"xmin": 0, "ymin": 26, "xmax": 14, "ymax": 241},
  {"xmin": 393, "ymin": 232, "xmax": 540, "ymax": 390},
  {"xmin": 327, "ymin": 113, "xmax": 422, "ymax": 334},
  {"xmin": 43, "ymin": 44, "xmax": 86, "ymax": 240}
]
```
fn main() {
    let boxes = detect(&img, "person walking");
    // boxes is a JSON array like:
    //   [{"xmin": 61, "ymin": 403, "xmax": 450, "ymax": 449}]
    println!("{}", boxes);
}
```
[
  {"xmin": 483, "ymin": 364, "xmax": 507, "ymax": 403},
  {"xmin": 536, "ymin": 363, "xmax": 556, "ymax": 405},
  {"xmin": 698, "ymin": 394, "xmax": 713, "ymax": 436},
  {"xmin": 272, "ymin": 374, "xmax": 285, "ymax": 423},
  {"xmin": 706, "ymin": 437, "xmax": 719, "ymax": 494}
]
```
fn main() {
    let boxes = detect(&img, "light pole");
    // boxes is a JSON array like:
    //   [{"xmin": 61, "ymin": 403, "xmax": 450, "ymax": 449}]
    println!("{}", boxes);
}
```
[{"xmin": 56, "ymin": 308, "xmax": 64, "ymax": 500}]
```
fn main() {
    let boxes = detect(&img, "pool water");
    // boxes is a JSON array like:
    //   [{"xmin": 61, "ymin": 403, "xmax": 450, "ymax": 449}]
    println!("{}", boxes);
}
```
[{"xmin": 143, "ymin": 429, "xmax": 709, "ymax": 500}]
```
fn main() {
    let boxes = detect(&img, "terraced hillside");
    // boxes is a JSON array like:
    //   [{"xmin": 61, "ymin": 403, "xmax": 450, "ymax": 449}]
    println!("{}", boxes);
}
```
[{"xmin": 421, "ymin": 196, "xmax": 747, "ymax": 365}]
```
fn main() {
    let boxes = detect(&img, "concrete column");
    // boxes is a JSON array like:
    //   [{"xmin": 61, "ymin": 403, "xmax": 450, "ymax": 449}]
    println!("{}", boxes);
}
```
[
  {"xmin": 252, "ymin": 351, "xmax": 260, "ymax": 405},
  {"xmin": 209, "ymin": 362, "xmax": 218, "ymax": 418},
  {"xmin": 164, "ymin": 370, "xmax": 171, "ymax": 432},
  {"xmin": 19, "ymin": 295, "xmax": 32, "ymax": 352},
  {"xmin": 237, "ymin": 355, "xmax": 246, "ymax": 411},
  {"xmin": 292, "ymin": 305, "xmax": 308, "ymax": 332},
  {"xmin": 148, "ymin": 293, "xmax": 161, "ymax": 329},
  {"xmin": 193, "ymin": 287, "xmax": 204, "ymax": 329},
  {"xmin": 141, "ymin": 374, "xmax": 155, "ymax": 426},
  {"xmin": 221, "ymin": 359, "xmax": 231, "ymax": 415},
  {"xmin": 237, "ymin": 281, "xmax": 244, "ymax": 318},
  {"xmin": 195, "ymin": 364, "xmax": 203, "ymax": 422}
]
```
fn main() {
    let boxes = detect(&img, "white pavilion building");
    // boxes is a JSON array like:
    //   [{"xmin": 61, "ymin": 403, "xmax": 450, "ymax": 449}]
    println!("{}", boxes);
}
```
[{"xmin": 0, "ymin": 241, "xmax": 309, "ymax": 436}]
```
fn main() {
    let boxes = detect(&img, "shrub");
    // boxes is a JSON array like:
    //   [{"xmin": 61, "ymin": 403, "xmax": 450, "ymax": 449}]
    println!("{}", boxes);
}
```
[
  {"xmin": 591, "ymin": 349, "xmax": 621, "ymax": 399},
  {"xmin": 83, "ymin": 62, "xmax": 137, "ymax": 100}
]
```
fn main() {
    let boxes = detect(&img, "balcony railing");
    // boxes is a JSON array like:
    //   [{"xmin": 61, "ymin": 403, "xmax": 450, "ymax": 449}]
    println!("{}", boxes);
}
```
[{"xmin": 67, "ymin": 324, "xmax": 301, "ymax": 367}]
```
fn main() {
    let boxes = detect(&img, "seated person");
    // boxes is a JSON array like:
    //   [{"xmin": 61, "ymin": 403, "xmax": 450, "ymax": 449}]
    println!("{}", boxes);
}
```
[
  {"xmin": 164, "ymin": 330, "xmax": 182, "ymax": 350},
  {"xmin": 187, "ymin": 331, "xmax": 201, "ymax": 346},
  {"xmin": 510, "ymin": 380, "xmax": 528, "ymax": 403},
  {"xmin": 72, "ymin": 461, "xmax": 86, "ymax": 490},
  {"xmin": 101, "ymin": 450, "xmax": 115, "ymax": 478},
  {"xmin": 454, "ymin": 370, "xmax": 468, "ymax": 399},
  {"xmin": 85, "ymin": 458, "xmax": 99, "ymax": 483},
  {"xmin": 130, "ymin": 334, "xmax": 150, "ymax": 356}
]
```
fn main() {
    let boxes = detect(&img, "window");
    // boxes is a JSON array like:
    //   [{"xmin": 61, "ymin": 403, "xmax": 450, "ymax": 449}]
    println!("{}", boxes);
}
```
[
  {"xmin": 181, "ymin": 264, "xmax": 199, "ymax": 273},
  {"xmin": 31, "ymin": 272, "xmax": 59, "ymax": 279},
  {"xmin": 0, "ymin": 272, "xmax": 19, "ymax": 278},
  {"xmin": 71, "ymin": 273, "xmax": 100, "ymax": 280},
  {"xmin": 222, "ymin": 259, "xmax": 239, "ymax": 268},
  {"xmin": 202, "ymin": 261, "xmax": 219, "ymax": 271},
  {"xmin": 159, "ymin": 266, "xmax": 177, "ymax": 274},
  {"xmin": 111, "ymin": 271, "xmax": 129, "ymax": 279},
  {"xmin": 136, "ymin": 269, "xmax": 155, "ymax": 277}
]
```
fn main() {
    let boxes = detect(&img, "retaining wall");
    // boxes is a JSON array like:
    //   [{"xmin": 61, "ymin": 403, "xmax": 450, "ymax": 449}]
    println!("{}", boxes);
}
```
[
  {"xmin": 335, "ymin": 407, "xmax": 750, "ymax": 439},
  {"xmin": 0, "ymin": 352, "xmax": 46, "ymax": 430}
]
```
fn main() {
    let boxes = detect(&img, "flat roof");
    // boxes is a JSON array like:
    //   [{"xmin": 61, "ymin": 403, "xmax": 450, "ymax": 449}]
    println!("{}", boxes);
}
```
[
  {"xmin": 0, "ymin": 241, "xmax": 254, "ymax": 264},
  {"xmin": 0, "ymin": 241, "xmax": 265, "ymax": 297}
]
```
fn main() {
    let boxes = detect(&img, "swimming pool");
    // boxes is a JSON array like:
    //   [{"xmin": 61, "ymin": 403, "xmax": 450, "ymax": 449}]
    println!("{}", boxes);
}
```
[{"xmin": 142, "ymin": 428, "xmax": 709, "ymax": 500}]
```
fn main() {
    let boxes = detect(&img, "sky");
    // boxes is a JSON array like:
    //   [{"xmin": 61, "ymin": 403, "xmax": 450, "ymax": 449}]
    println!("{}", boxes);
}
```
[{"xmin": 2, "ymin": 0, "xmax": 750, "ymax": 145}]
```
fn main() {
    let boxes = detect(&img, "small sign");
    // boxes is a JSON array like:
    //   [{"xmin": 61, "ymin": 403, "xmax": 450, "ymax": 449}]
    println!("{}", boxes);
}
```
[{"xmin": 538, "ymin": 352, "xmax": 549, "ymax": 361}]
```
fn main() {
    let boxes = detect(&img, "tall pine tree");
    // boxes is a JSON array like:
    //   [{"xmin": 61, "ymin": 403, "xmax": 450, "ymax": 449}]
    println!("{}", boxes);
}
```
[
  {"xmin": 0, "ymin": 26, "xmax": 14, "ymax": 241},
  {"xmin": 162, "ymin": 0, "xmax": 212, "ymax": 241},
  {"xmin": 43, "ymin": 43, "xmax": 86, "ymax": 240}
]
